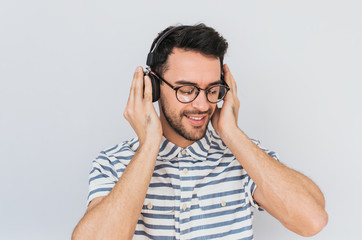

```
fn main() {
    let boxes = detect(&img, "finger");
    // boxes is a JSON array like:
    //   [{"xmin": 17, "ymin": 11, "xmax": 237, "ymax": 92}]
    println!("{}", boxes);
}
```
[
  {"xmin": 128, "ymin": 66, "xmax": 142, "ymax": 103},
  {"xmin": 143, "ymin": 75, "xmax": 153, "ymax": 102},
  {"xmin": 133, "ymin": 66, "xmax": 144, "ymax": 101}
]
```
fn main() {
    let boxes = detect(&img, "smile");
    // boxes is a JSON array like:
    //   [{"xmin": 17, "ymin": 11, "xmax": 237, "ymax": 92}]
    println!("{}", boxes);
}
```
[
  {"xmin": 184, "ymin": 114, "xmax": 208, "ymax": 127},
  {"xmin": 186, "ymin": 116, "xmax": 204, "ymax": 120}
]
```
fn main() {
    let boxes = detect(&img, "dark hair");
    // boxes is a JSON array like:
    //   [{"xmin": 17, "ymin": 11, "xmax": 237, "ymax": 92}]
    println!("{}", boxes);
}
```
[{"xmin": 148, "ymin": 23, "xmax": 228, "ymax": 76}]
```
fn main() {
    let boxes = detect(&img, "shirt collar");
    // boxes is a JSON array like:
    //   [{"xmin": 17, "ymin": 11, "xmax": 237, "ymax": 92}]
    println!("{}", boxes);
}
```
[{"xmin": 158, "ymin": 128, "xmax": 212, "ymax": 161}]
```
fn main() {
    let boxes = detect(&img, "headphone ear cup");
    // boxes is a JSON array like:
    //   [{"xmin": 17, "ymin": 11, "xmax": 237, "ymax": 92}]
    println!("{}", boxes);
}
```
[
  {"xmin": 218, "ymin": 73, "xmax": 226, "ymax": 99},
  {"xmin": 147, "ymin": 72, "xmax": 160, "ymax": 102}
]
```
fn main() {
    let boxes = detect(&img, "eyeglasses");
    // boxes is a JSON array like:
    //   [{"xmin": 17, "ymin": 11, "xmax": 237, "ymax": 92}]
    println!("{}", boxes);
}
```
[{"xmin": 153, "ymin": 73, "xmax": 230, "ymax": 103}]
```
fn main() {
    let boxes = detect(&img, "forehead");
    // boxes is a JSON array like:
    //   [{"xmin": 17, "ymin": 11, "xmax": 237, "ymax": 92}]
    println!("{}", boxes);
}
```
[{"xmin": 163, "ymin": 48, "xmax": 221, "ymax": 84}]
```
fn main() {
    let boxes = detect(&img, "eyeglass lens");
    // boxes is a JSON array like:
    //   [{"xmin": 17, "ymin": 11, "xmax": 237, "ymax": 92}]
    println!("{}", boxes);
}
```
[{"xmin": 177, "ymin": 85, "xmax": 227, "ymax": 103}]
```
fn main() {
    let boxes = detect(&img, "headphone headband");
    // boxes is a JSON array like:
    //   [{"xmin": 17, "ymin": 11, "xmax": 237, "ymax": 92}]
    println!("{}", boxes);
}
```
[{"xmin": 146, "ymin": 25, "xmax": 189, "ymax": 67}]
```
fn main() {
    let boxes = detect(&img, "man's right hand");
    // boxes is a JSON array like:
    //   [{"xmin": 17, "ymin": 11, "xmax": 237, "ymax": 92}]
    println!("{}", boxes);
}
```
[
  {"xmin": 123, "ymin": 66, "xmax": 163, "ymax": 147},
  {"xmin": 72, "ymin": 67, "xmax": 163, "ymax": 240}
]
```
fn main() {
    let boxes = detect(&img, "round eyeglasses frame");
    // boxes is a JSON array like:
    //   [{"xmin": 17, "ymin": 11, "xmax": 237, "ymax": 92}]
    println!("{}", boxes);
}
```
[{"xmin": 152, "ymin": 72, "xmax": 230, "ymax": 103}]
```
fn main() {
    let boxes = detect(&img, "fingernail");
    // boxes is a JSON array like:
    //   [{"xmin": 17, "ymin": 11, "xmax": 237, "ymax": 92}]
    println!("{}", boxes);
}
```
[{"xmin": 135, "ymin": 66, "xmax": 141, "ymax": 72}]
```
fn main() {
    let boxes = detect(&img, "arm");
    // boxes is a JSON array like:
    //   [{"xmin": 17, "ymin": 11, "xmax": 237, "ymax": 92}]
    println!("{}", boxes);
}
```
[
  {"xmin": 212, "ymin": 64, "xmax": 328, "ymax": 237},
  {"xmin": 72, "ymin": 66, "xmax": 163, "ymax": 240}
]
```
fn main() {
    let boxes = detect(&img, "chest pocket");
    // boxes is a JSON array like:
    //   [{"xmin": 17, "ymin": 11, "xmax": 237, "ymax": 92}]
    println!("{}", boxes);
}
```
[
  {"xmin": 141, "ymin": 185, "xmax": 176, "ymax": 216},
  {"xmin": 136, "ymin": 192, "xmax": 176, "ymax": 239}
]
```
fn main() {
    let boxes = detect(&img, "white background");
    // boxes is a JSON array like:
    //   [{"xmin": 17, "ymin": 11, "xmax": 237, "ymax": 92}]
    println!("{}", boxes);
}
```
[{"xmin": 1, "ymin": 0, "xmax": 361, "ymax": 239}]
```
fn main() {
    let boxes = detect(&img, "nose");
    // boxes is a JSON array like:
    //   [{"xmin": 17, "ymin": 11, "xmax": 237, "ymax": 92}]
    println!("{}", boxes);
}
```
[{"xmin": 190, "ymin": 90, "xmax": 210, "ymax": 111}]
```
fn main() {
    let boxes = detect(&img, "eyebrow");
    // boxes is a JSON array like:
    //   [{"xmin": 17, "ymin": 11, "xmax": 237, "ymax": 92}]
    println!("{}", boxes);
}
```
[{"xmin": 174, "ymin": 79, "xmax": 223, "ymax": 87}]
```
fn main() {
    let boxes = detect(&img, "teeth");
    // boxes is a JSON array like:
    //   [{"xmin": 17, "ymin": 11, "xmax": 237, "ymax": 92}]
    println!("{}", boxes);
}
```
[{"xmin": 188, "ymin": 116, "xmax": 203, "ymax": 120}]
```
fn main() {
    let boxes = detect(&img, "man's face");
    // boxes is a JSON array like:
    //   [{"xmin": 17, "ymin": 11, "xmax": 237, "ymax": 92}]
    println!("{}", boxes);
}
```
[{"xmin": 158, "ymin": 48, "xmax": 221, "ymax": 146}]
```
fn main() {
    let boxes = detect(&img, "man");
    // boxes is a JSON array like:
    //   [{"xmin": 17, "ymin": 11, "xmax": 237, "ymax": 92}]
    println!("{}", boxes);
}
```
[{"xmin": 72, "ymin": 24, "xmax": 328, "ymax": 240}]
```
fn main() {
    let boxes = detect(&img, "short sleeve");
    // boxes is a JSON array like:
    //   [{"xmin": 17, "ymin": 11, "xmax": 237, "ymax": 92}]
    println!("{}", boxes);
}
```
[
  {"xmin": 87, "ymin": 151, "xmax": 124, "ymax": 206},
  {"xmin": 244, "ymin": 173, "xmax": 263, "ymax": 211}
]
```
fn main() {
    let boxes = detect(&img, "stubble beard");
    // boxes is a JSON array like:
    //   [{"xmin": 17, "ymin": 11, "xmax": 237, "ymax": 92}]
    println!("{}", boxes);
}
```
[{"xmin": 160, "ymin": 98, "xmax": 212, "ymax": 142}]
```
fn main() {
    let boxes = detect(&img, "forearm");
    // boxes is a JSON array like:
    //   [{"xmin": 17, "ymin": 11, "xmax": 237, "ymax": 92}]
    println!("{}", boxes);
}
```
[
  {"xmin": 72, "ymin": 143, "xmax": 159, "ymax": 240},
  {"xmin": 220, "ymin": 127, "xmax": 328, "ymax": 236}
]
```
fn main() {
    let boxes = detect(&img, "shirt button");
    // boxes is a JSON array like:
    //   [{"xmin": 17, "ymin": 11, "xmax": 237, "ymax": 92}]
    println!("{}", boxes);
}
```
[
  {"xmin": 221, "ymin": 201, "xmax": 227, "ymax": 207},
  {"xmin": 182, "ymin": 168, "xmax": 188, "ymax": 174},
  {"xmin": 181, "ymin": 149, "xmax": 187, "ymax": 155},
  {"xmin": 147, "ymin": 203, "xmax": 153, "ymax": 210},
  {"xmin": 182, "ymin": 203, "xmax": 188, "ymax": 211}
]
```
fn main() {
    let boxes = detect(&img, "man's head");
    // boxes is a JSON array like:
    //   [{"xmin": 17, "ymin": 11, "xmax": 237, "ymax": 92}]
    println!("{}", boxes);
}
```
[
  {"xmin": 148, "ymin": 24, "xmax": 228, "ymax": 77},
  {"xmin": 148, "ymin": 24, "xmax": 229, "ymax": 147}
]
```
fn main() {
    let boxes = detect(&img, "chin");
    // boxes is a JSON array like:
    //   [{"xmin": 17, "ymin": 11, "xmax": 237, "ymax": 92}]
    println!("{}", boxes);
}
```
[{"xmin": 181, "ymin": 121, "xmax": 209, "ymax": 141}]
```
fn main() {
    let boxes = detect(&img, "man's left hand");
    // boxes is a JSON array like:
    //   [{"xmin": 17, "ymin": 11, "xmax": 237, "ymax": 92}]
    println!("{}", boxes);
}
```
[{"xmin": 211, "ymin": 64, "xmax": 240, "ymax": 138}]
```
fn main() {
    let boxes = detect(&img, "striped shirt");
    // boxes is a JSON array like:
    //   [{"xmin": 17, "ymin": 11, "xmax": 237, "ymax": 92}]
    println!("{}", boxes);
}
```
[{"xmin": 88, "ymin": 128, "xmax": 279, "ymax": 240}]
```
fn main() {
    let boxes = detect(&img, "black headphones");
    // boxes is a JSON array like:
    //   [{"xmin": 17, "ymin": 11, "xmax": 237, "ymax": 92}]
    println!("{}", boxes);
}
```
[
  {"xmin": 145, "ymin": 26, "xmax": 187, "ymax": 102},
  {"xmin": 145, "ymin": 25, "xmax": 225, "ymax": 102}
]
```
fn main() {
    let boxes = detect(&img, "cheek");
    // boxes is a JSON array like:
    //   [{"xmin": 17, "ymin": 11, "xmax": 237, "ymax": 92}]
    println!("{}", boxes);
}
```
[{"xmin": 160, "ymin": 89, "xmax": 184, "ymax": 112}]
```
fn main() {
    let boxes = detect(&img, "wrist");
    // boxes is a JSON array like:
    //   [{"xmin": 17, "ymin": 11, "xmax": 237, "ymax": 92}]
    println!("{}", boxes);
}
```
[
  {"xmin": 217, "ymin": 124, "xmax": 239, "ymax": 140},
  {"xmin": 218, "ymin": 126, "xmax": 245, "ymax": 146},
  {"xmin": 138, "ymin": 137, "xmax": 162, "ymax": 153}
]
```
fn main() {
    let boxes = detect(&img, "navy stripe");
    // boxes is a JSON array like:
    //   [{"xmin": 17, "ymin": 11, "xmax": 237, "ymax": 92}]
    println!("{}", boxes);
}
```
[
  {"xmin": 141, "ymin": 211, "xmax": 179, "ymax": 220},
  {"xmin": 145, "ymin": 193, "xmax": 178, "ymax": 201},
  {"xmin": 195, "ymin": 175, "xmax": 247, "ymax": 189},
  {"xmin": 188, "ymin": 147, "xmax": 207, "ymax": 158},
  {"xmin": 191, "ymin": 225, "xmax": 253, "ymax": 240},
  {"xmin": 153, "ymin": 172, "xmax": 180, "ymax": 180},
  {"xmin": 154, "ymin": 163, "xmax": 179, "ymax": 171},
  {"xmin": 196, "ymin": 140, "xmax": 209, "ymax": 154},
  {"xmin": 137, "ymin": 219, "xmax": 175, "ymax": 230},
  {"xmin": 114, "ymin": 155, "xmax": 133, "ymax": 161},
  {"xmin": 103, "ymin": 144, "xmax": 118, "ymax": 153},
  {"xmin": 89, "ymin": 166, "xmax": 117, "ymax": 179},
  {"xmin": 159, "ymin": 139, "xmax": 169, "ymax": 152},
  {"xmin": 162, "ymin": 144, "xmax": 179, "ymax": 158},
  {"xmin": 177, "ymin": 159, "xmax": 203, "ymax": 164},
  {"xmin": 149, "ymin": 182, "xmax": 180, "ymax": 189},
  {"xmin": 89, "ymin": 173, "xmax": 111, "ymax": 184},
  {"xmin": 199, "ymin": 188, "xmax": 245, "ymax": 200},
  {"xmin": 88, "ymin": 187, "xmax": 112, "ymax": 197},
  {"xmin": 95, "ymin": 155, "xmax": 110, "ymax": 161},
  {"xmin": 134, "ymin": 230, "xmax": 176, "ymax": 240}
]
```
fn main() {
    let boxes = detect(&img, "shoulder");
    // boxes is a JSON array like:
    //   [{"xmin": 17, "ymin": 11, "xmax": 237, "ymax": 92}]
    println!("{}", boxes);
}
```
[
  {"xmin": 94, "ymin": 137, "xmax": 140, "ymax": 167},
  {"xmin": 101, "ymin": 137, "xmax": 139, "ymax": 156}
]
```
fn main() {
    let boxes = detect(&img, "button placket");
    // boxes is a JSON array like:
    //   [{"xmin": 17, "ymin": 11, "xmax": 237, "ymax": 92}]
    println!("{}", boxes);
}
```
[{"xmin": 179, "ymin": 151, "xmax": 192, "ymax": 236}]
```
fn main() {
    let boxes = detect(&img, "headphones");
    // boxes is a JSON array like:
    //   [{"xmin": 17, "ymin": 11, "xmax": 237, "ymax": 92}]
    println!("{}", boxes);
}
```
[{"xmin": 145, "ymin": 25, "xmax": 225, "ymax": 102}]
